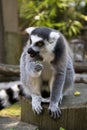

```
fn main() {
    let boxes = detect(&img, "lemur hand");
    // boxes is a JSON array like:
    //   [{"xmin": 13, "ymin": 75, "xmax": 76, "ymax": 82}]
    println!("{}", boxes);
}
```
[
  {"xmin": 29, "ymin": 61, "xmax": 43, "ymax": 77},
  {"xmin": 48, "ymin": 102, "xmax": 61, "ymax": 119},
  {"xmin": 32, "ymin": 95, "xmax": 43, "ymax": 114},
  {"xmin": 34, "ymin": 63, "xmax": 43, "ymax": 72}
]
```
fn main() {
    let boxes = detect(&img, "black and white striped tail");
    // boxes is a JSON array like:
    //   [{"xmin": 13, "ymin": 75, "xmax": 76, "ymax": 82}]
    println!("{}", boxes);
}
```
[{"xmin": 0, "ymin": 84, "xmax": 24, "ymax": 110}]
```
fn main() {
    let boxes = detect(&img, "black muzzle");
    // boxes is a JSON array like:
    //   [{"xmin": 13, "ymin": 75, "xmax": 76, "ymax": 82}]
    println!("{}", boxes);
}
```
[{"xmin": 27, "ymin": 48, "xmax": 39, "ymax": 57}]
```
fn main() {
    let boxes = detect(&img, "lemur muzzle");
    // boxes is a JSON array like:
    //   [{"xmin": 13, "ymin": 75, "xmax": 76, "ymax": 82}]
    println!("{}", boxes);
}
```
[{"xmin": 27, "ymin": 48, "xmax": 39, "ymax": 57}]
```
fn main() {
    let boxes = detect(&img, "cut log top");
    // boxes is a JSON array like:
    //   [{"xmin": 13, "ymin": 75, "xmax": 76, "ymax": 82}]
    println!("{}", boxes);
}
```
[
  {"xmin": 62, "ymin": 83, "xmax": 87, "ymax": 107},
  {"xmin": 21, "ymin": 83, "xmax": 87, "ymax": 130}
]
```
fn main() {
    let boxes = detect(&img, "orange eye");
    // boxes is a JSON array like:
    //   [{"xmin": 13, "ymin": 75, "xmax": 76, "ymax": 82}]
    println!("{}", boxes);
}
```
[
  {"xmin": 38, "ymin": 42, "xmax": 43, "ymax": 46},
  {"xmin": 36, "ymin": 41, "xmax": 44, "ymax": 47}
]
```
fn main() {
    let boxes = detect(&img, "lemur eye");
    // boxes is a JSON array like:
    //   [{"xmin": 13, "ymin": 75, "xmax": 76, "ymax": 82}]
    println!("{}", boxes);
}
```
[{"xmin": 35, "ymin": 41, "xmax": 44, "ymax": 47}]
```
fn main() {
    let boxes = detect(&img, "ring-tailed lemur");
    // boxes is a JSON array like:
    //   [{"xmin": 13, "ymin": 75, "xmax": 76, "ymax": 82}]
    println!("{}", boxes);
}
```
[
  {"xmin": 0, "ymin": 27, "xmax": 74, "ymax": 119},
  {"xmin": 20, "ymin": 27, "xmax": 75, "ymax": 119}
]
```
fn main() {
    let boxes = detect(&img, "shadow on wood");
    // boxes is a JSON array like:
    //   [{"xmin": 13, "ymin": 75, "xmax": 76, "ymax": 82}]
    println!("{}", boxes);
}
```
[{"xmin": 21, "ymin": 83, "xmax": 87, "ymax": 130}]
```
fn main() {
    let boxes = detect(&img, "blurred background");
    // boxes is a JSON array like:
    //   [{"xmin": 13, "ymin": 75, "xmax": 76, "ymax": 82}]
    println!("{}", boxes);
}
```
[{"xmin": 0, "ymin": 0, "xmax": 87, "ymax": 81}]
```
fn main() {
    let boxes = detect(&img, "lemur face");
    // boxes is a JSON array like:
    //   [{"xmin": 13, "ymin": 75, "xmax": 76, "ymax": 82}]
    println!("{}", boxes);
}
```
[
  {"xmin": 27, "ymin": 35, "xmax": 46, "ymax": 58},
  {"xmin": 26, "ymin": 27, "xmax": 60, "ymax": 61}
]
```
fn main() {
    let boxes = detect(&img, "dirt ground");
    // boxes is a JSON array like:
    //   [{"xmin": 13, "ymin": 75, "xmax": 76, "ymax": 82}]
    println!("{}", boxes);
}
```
[
  {"xmin": 0, "ymin": 81, "xmax": 38, "ymax": 130},
  {"xmin": 0, "ymin": 116, "xmax": 38, "ymax": 130}
]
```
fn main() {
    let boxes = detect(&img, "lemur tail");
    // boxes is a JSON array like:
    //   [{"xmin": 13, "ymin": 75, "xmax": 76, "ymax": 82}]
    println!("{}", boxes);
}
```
[{"xmin": 0, "ymin": 84, "xmax": 24, "ymax": 110}]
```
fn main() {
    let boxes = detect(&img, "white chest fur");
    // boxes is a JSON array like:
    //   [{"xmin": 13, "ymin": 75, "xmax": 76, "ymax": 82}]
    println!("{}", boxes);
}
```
[
  {"xmin": 41, "ymin": 61, "xmax": 52, "ymax": 81},
  {"xmin": 40, "ymin": 44, "xmax": 55, "ymax": 64},
  {"xmin": 41, "ymin": 51, "xmax": 54, "ymax": 63}
]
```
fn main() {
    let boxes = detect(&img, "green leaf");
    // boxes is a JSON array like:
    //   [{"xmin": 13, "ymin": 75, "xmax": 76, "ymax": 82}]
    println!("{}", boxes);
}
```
[
  {"xmin": 71, "ymin": 25, "xmax": 77, "ymax": 34},
  {"xmin": 50, "ymin": 8, "xmax": 56, "ymax": 17},
  {"xmin": 74, "ymin": 21, "xmax": 82, "ymax": 28},
  {"xmin": 68, "ymin": 29, "xmax": 73, "ymax": 37},
  {"xmin": 59, "ymin": 127, "xmax": 65, "ymax": 130}
]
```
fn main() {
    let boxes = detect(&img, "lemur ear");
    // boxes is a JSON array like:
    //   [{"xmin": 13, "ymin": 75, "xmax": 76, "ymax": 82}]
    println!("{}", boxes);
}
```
[
  {"xmin": 49, "ymin": 32, "xmax": 60, "ymax": 44},
  {"xmin": 25, "ymin": 27, "xmax": 35, "ymax": 35}
]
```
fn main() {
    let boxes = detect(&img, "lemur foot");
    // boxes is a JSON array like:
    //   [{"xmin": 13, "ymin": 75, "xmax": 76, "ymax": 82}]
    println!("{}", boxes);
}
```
[
  {"xmin": 48, "ymin": 102, "xmax": 61, "ymax": 119},
  {"xmin": 32, "ymin": 95, "xmax": 43, "ymax": 114}
]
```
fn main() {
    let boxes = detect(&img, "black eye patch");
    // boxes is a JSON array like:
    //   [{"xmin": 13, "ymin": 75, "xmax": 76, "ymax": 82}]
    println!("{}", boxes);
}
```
[{"xmin": 35, "ymin": 40, "xmax": 44, "ymax": 47}]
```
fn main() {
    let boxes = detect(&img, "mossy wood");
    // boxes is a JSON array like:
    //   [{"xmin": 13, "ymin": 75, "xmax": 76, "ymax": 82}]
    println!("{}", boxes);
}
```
[{"xmin": 21, "ymin": 83, "xmax": 87, "ymax": 130}]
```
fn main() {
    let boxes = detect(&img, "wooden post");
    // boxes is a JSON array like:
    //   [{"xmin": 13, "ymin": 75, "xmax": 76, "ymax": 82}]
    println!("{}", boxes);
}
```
[
  {"xmin": 0, "ymin": 0, "xmax": 5, "ymax": 63},
  {"xmin": 1, "ymin": 0, "xmax": 22, "ymax": 64},
  {"xmin": 21, "ymin": 83, "xmax": 87, "ymax": 130}
]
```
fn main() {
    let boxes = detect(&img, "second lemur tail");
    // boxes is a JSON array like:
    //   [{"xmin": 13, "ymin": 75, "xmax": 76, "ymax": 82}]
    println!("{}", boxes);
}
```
[{"xmin": 0, "ymin": 84, "xmax": 24, "ymax": 110}]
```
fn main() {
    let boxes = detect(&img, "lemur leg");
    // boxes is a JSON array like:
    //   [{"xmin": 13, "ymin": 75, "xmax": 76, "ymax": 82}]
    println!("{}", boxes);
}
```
[
  {"xmin": 48, "ymin": 54, "xmax": 67, "ymax": 119},
  {"xmin": 22, "ymin": 61, "xmax": 43, "ymax": 114},
  {"xmin": 49, "ymin": 72, "xmax": 65, "ymax": 119},
  {"xmin": 30, "ymin": 77, "xmax": 43, "ymax": 114},
  {"xmin": 63, "ymin": 64, "xmax": 75, "ymax": 96},
  {"xmin": 28, "ymin": 62, "xmax": 43, "ymax": 114},
  {"xmin": 58, "ymin": 67, "xmax": 75, "ymax": 106},
  {"xmin": 58, "ymin": 58, "xmax": 75, "ymax": 105}
]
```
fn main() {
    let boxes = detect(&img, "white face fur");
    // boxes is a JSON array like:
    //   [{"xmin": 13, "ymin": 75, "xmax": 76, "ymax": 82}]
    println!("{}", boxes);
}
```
[{"xmin": 26, "ymin": 27, "xmax": 60, "ymax": 62}]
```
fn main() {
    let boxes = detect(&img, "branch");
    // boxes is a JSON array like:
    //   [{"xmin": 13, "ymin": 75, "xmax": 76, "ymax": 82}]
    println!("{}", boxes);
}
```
[
  {"xmin": 75, "ymin": 74, "xmax": 87, "ymax": 84},
  {"xmin": 0, "ymin": 64, "xmax": 19, "ymax": 76},
  {"xmin": 74, "ymin": 62, "xmax": 87, "ymax": 73},
  {"xmin": 0, "ymin": 62, "xmax": 87, "ymax": 77}
]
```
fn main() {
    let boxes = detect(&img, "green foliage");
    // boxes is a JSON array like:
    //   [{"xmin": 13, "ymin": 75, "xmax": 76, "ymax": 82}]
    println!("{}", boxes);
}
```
[
  {"xmin": 0, "ymin": 103, "xmax": 21, "ymax": 117},
  {"xmin": 18, "ymin": 0, "xmax": 87, "ymax": 38},
  {"xmin": 59, "ymin": 127, "xmax": 65, "ymax": 130}
]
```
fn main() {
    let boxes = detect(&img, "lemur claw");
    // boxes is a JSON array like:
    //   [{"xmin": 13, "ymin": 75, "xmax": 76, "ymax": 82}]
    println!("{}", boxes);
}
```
[
  {"xmin": 48, "ymin": 103, "xmax": 61, "ymax": 119},
  {"xmin": 32, "ymin": 95, "xmax": 43, "ymax": 115},
  {"xmin": 32, "ymin": 104, "xmax": 43, "ymax": 115}
]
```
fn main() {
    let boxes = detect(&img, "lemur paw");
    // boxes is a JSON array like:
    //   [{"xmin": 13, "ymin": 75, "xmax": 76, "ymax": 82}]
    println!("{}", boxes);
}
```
[
  {"xmin": 48, "ymin": 102, "xmax": 61, "ymax": 119},
  {"xmin": 34, "ymin": 64, "xmax": 43, "ymax": 72},
  {"xmin": 32, "ymin": 95, "xmax": 43, "ymax": 115},
  {"xmin": 30, "ymin": 62, "xmax": 43, "ymax": 77}
]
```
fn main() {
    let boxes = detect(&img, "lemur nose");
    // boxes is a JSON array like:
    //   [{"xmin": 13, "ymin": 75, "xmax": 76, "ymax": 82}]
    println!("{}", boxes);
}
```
[{"xmin": 27, "ymin": 48, "xmax": 34, "ymax": 54}]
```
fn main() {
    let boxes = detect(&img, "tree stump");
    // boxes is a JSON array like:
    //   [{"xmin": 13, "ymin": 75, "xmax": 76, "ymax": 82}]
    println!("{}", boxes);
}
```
[{"xmin": 21, "ymin": 83, "xmax": 87, "ymax": 130}]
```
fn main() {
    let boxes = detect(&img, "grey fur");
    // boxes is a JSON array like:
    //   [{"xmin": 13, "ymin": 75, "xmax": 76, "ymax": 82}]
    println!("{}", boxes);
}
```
[{"xmin": 20, "ymin": 27, "xmax": 75, "ymax": 119}]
